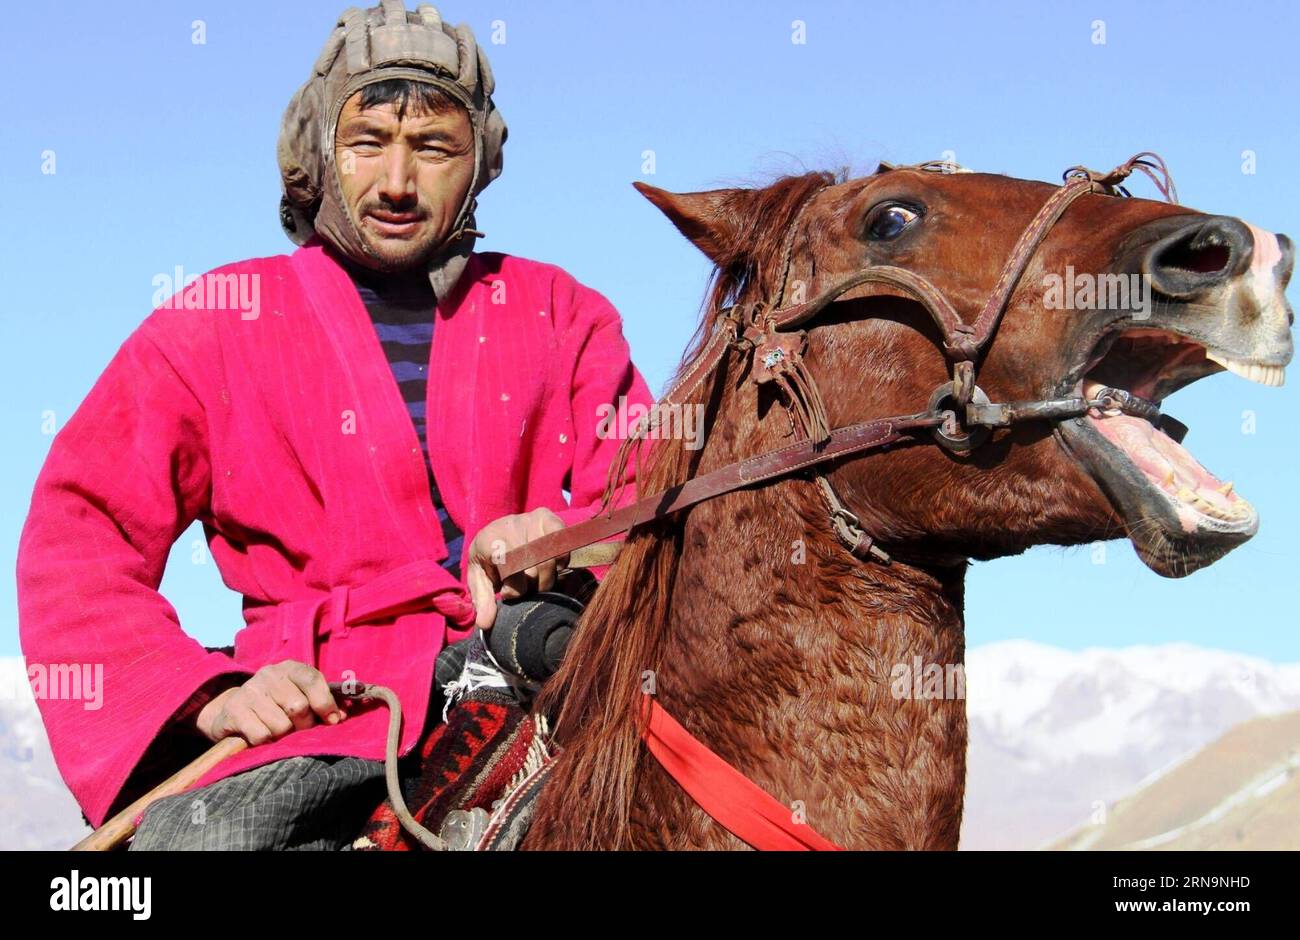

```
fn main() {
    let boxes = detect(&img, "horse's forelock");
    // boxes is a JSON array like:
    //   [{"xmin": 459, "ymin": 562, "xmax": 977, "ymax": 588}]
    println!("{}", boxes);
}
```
[
  {"xmin": 680, "ymin": 171, "xmax": 841, "ymax": 372},
  {"xmin": 711, "ymin": 171, "xmax": 839, "ymax": 294}
]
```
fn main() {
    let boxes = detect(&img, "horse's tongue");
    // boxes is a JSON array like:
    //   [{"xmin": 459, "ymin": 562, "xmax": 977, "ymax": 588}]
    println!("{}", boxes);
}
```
[{"xmin": 1082, "ymin": 380, "xmax": 1249, "ymax": 521}]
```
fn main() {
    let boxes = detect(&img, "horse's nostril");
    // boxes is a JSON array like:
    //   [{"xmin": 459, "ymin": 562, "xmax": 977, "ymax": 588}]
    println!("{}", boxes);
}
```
[
  {"xmin": 1143, "ymin": 216, "xmax": 1252, "ymax": 299},
  {"xmin": 1157, "ymin": 239, "xmax": 1231, "ymax": 275}
]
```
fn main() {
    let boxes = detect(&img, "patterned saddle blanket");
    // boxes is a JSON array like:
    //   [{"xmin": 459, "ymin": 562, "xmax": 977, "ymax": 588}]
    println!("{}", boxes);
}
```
[{"xmin": 351, "ymin": 637, "xmax": 555, "ymax": 851}]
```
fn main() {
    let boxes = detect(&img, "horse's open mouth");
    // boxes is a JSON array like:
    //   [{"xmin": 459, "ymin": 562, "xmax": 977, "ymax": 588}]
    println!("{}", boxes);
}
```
[{"xmin": 1056, "ymin": 326, "xmax": 1284, "ymax": 577}]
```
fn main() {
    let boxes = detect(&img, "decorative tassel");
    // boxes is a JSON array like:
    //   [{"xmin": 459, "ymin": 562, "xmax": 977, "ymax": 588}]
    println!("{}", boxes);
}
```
[
  {"xmin": 599, "ymin": 413, "xmax": 651, "ymax": 515},
  {"xmin": 781, "ymin": 359, "xmax": 832, "ymax": 445},
  {"xmin": 753, "ymin": 330, "xmax": 832, "ymax": 446}
]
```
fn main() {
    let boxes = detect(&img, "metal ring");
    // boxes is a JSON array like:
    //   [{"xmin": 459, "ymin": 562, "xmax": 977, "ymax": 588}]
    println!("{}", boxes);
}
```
[{"xmin": 927, "ymin": 384, "xmax": 991, "ymax": 454}]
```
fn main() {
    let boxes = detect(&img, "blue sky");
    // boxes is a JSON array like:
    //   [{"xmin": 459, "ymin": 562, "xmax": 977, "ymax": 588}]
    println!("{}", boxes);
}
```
[{"xmin": 2, "ymin": 0, "xmax": 1297, "ymax": 659}]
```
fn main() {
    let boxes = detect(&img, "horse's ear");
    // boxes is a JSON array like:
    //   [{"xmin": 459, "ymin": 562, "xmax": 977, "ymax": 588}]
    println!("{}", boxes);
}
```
[{"xmin": 632, "ymin": 182, "xmax": 745, "ymax": 263}]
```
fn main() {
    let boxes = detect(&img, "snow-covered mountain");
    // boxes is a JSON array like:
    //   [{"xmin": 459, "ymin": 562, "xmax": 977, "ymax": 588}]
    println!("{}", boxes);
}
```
[
  {"xmin": 961, "ymin": 641, "xmax": 1300, "ymax": 850},
  {"xmin": 0, "ymin": 658, "xmax": 91, "ymax": 850},
  {"xmin": 1052, "ymin": 709, "xmax": 1300, "ymax": 850},
  {"xmin": 4, "ymin": 644, "xmax": 1300, "ymax": 851}
]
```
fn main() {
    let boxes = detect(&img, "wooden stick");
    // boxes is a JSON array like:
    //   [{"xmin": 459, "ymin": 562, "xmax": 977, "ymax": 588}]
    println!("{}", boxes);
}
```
[{"xmin": 70, "ymin": 736, "xmax": 249, "ymax": 851}]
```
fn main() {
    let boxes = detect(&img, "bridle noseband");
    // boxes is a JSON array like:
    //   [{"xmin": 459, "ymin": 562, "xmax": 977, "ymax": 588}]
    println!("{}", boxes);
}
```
[{"xmin": 500, "ymin": 152, "xmax": 1181, "ymax": 577}]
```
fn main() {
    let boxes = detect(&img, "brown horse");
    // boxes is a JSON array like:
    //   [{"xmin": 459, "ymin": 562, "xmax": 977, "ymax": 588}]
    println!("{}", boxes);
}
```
[{"xmin": 519, "ymin": 158, "xmax": 1295, "ymax": 850}]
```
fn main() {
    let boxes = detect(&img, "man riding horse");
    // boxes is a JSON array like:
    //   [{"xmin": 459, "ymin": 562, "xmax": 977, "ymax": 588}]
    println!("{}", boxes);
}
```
[{"xmin": 16, "ymin": 1, "xmax": 652, "ymax": 850}]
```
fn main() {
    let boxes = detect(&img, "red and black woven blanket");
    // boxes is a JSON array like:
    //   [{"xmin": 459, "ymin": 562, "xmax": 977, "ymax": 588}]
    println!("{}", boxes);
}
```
[{"xmin": 353, "ymin": 699, "xmax": 541, "ymax": 851}]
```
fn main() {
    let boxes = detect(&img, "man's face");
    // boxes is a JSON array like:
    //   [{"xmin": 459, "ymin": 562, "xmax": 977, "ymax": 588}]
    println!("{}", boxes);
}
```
[{"xmin": 334, "ymin": 88, "xmax": 476, "ymax": 271}]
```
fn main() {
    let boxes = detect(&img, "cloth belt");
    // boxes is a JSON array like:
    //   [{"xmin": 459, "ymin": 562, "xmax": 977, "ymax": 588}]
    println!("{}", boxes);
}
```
[{"xmin": 279, "ymin": 559, "xmax": 477, "ymax": 647}]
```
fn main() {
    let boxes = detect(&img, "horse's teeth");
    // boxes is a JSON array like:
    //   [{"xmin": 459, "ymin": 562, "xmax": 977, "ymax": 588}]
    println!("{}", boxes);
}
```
[
  {"xmin": 1219, "ymin": 481, "xmax": 1234, "ymax": 495},
  {"xmin": 1206, "ymin": 351, "xmax": 1286, "ymax": 387}
]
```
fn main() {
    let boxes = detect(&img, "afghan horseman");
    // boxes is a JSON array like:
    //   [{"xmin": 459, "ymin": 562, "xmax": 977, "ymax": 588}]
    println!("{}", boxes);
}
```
[{"xmin": 16, "ymin": 1, "xmax": 652, "ymax": 849}]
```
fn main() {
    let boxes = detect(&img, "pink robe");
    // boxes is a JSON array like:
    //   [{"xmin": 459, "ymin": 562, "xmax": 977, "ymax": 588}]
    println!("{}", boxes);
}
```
[{"xmin": 16, "ymin": 239, "xmax": 653, "ymax": 828}]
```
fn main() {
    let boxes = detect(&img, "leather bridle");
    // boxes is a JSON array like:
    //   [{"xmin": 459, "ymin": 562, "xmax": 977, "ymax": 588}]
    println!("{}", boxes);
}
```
[{"xmin": 501, "ymin": 152, "xmax": 1182, "ymax": 577}]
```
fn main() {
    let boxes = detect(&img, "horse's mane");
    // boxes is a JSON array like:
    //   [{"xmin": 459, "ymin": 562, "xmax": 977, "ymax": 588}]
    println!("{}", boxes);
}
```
[{"xmin": 530, "ymin": 170, "xmax": 839, "ymax": 849}]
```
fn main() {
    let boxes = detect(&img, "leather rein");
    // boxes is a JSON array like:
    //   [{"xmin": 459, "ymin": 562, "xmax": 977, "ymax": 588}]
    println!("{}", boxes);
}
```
[{"xmin": 501, "ymin": 152, "xmax": 1181, "ymax": 579}]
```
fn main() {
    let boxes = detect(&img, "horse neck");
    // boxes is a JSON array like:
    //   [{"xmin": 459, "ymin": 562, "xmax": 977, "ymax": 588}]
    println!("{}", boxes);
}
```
[
  {"xmin": 629, "ymin": 458, "xmax": 972, "ymax": 849},
  {"xmin": 525, "ymin": 358, "xmax": 970, "ymax": 850}
]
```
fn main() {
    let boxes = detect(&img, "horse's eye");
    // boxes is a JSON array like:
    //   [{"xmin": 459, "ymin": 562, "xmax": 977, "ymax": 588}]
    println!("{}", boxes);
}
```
[{"xmin": 866, "ymin": 203, "xmax": 920, "ymax": 241}]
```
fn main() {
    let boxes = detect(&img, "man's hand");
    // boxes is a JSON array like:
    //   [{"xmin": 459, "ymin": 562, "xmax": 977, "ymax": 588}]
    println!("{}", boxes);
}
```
[
  {"xmin": 466, "ymin": 508, "xmax": 567, "ymax": 630},
  {"xmin": 194, "ymin": 660, "xmax": 344, "ymax": 745}
]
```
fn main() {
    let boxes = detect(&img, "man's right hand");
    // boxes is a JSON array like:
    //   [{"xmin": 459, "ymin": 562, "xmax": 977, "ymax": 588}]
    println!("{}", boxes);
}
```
[{"xmin": 194, "ymin": 660, "xmax": 345, "ymax": 745}]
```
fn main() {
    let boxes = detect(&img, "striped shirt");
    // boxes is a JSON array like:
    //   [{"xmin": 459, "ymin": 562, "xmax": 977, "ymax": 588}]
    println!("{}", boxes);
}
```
[{"xmin": 343, "ymin": 262, "xmax": 464, "ymax": 578}]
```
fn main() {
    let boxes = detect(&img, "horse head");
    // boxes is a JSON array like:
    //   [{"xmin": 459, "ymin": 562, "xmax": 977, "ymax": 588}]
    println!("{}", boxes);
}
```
[{"xmin": 636, "ymin": 159, "xmax": 1294, "ymax": 577}]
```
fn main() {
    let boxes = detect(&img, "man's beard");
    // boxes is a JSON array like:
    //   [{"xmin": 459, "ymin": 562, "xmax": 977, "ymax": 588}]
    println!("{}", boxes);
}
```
[
  {"xmin": 362, "ymin": 236, "xmax": 440, "ymax": 272},
  {"xmin": 354, "ymin": 205, "xmax": 450, "ymax": 273}
]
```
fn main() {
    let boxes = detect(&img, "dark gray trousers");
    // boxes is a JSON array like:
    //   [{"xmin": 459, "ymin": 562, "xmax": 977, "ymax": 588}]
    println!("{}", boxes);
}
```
[{"xmin": 127, "ymin": 755, "xmax": 389, "ymax": 851}]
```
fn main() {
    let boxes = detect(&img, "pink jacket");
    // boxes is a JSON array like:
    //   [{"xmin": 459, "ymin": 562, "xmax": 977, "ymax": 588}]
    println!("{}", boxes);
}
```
[{"xmin": 16, "ymin": 240, "xmax": 653, "ymax": 828}]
